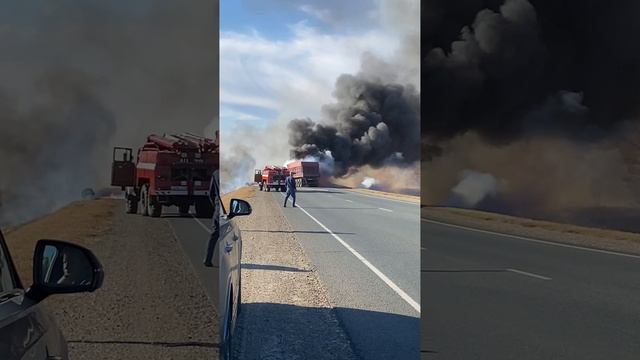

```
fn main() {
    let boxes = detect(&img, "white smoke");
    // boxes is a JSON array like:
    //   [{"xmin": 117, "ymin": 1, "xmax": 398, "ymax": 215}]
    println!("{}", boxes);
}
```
[
  {"xmin": 220, "ymin": 143, "xmax": 256, "ymax": 194},
  {"xmin": 361, "ymin": 177, "xmax": 377, "ymax": 189},
  {"xmin": 444, "ymin": 170, "xmax": 498, "ymax": 208}
]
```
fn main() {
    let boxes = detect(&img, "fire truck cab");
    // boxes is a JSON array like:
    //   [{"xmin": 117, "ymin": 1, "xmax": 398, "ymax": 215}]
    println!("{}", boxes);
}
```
[
  {"xmin": 258, "ymin": 165, "xmax": 289, "ymax": 192},
  {"xmin": 111, "ymin": 132, "xmax": 219, "ymax": 218}
]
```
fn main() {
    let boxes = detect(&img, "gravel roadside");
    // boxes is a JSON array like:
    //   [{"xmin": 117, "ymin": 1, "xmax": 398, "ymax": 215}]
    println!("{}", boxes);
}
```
[
  {"xmin": 423, "ymin": 206, "xmax": 640, "ymax": 255},
  {"xmin": 230, "ymin": 187, "xmax": 357, "ymax": 360},
  {"xmin": 7, "ymin": 199, "xmax": 217, "ymax": 359}
]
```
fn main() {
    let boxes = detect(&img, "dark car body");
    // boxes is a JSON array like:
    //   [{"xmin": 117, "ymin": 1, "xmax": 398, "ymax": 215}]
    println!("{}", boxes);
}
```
[{"xmin": 0, "ymin": 230, "xmax": 103, "ymax": 360}]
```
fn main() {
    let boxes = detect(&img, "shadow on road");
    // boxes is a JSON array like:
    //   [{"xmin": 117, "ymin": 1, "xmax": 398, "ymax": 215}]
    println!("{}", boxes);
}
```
[
  {"xmin": 243, "ymin": 263, "xmax": 311, "ymax": 272},
  {"xmin": 242, "ymin": 229, "xmax": 356, "ymax": 235},
  {"xmin": 67, "ymin": 339, "xmax": 217, "ymax": 348},
  {"xmin": 295, "ymin": 189, "xmax": 344, "ymax": 194},
  {"xmin": 234, "ymin": 302, "xmax": 419, "ymax": 360}
]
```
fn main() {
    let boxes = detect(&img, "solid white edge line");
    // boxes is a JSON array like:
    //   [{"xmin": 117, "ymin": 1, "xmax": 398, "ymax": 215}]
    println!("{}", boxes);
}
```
[
  {"xmin": 191, "ymin": 214, "xmax": 213, "ymax": 234},
  {"xmin": 506, "ymin": 268, "xmax": 552, "ymax": 281},
  {"xmin": 379, "ymin": 208, "xmax": 393, "ymax": 212},
  {"xmin": 422, "ymin": 218, "xmax": 640, "ymax": 260},
  {"xmin": 287, "ymin": 194, "xmax": 420, "ymax": 313},
  {"xmin": 345, "ymin": 189, "xmax": 419, "ymax": 205}
]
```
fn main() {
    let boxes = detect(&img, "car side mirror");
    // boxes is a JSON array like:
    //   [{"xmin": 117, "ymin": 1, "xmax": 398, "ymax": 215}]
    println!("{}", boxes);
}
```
[
  {"xmin": 228, "ymin": 199, "xmax": 252, "ymax": 219},
  {"xmin": 27, "ymin": 240, "xmax": 104, "ymax": 301}
]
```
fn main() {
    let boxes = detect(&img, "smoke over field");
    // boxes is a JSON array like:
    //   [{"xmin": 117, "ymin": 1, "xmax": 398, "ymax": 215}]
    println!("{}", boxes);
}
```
[
  {"xmin": 0, "ymin": 1, "xmax": 217, "ymax": 226},
  {"xmin": 283, "ymin": 0, "xmax": 421, "ymax": 191},
  {"xmin": 422, "ymin": 0, "xmax": 640, "ymax": 229},
  {"xmin": 288, "ymin": 73, "xmax": 420, "ymax": 177}
]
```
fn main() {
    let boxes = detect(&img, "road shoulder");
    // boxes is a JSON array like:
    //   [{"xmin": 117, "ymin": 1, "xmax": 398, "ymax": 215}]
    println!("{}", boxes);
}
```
[
  {"xmin": 230, "ymin": 187, "xmax": 357, "ymax": 359},
  {"xmin": 6, "ymin": 198, "xmax": 217, "ymax": 360},
  {"xmin": 423, "ymin": 206, "xmax": 640, "ymax": 256}
]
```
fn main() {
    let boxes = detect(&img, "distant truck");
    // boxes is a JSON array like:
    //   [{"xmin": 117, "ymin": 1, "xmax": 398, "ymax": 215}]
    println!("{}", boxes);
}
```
[
  {"xmin": 286, "ymin": 160, "xmax": 320, "ymax": 187},
  {"xmin": 256, "ymin": 165, "xmax": 289, "ymax": 192},
  {"xmin": 111, "ymin": 132, "xmax": 219, "ymax": 218}
]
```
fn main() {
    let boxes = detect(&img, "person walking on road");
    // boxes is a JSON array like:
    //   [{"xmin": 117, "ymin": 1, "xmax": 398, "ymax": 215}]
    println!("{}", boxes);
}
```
[
  {"xmin": 284, "ymin": 172, "xmax": 297, "ymax": 208},
  {"xmin": 203, "ymin": 169, "xmax": 220, "ymax": 267}
]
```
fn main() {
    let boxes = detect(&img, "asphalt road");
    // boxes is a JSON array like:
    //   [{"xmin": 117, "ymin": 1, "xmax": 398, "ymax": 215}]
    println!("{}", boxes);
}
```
[
  {"xmin": 421, "ymin": 218, "xmax": 640, "ymax": 359},
  {"xmin": 271, "ymin": 188, "xmax": 421, "ymax": 360},
  {"xmin": 163, "ymin": 210, "xmax": 218, "ymax": 303}
]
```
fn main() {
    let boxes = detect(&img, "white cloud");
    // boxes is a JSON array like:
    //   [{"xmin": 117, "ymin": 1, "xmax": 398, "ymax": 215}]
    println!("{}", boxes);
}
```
[
  {"xmin": 299, "ymin": 4, "xmax": 332, "ymax": 23},
  {"xmin": 220, "ymin": 107, "xmax": 262, "ymax": 122},
  {"xmin": 220, "ymin": 22, "xmax": 400, "ymax": 122}
]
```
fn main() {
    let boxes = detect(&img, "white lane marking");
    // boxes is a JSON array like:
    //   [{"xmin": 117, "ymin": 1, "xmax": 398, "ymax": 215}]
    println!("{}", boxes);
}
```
[
  {"xmin": 291, "ymin": 197, "xmax": 420, "ymax": 313},
  {"xmin": 506, "ymin": 268, "xmax": 552, "ymax": 281},
  {"xmin": 191, "ymin": 214, "xmax": 213, "ymax": 234},
  {"xmin": 344, "ymin": 199, "xmax": 354, "ymax": 203},
  {"xmin": 346, "ymin": 189, "xmax": 419, "ymax": 205},
  {"xmin": 422, "ymin": 218, "xmax": 640, "ymax": 260},
  {"xmin": 379, "ymin": 207, "xmax": 393, "ymax": 212}
]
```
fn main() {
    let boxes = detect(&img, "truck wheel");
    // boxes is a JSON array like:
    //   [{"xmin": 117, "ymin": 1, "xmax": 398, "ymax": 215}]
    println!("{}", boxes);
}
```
[
  {"xmin": 141, "ymin": 185, "xmax": 150, "ymax": 216},
  {"xmin": 179, "ymin": 204, "xmax": 190, "ymax": 216},
  {"xmin": 149, "ymin": 197, "xmax": 162, "ymax": 218},
  {"xmin": 125, "ymin": 197, "xmax": 138, "ymax": 214}
]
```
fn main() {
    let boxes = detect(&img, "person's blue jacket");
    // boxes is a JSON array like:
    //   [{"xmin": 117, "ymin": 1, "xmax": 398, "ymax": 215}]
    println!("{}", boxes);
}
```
[{"xmin": 285, "ymin": 175, "xmax": 296, "ymax": 193}]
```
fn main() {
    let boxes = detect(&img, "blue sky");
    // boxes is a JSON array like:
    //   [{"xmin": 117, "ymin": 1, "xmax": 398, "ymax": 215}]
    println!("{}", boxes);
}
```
[{"xmin": 219, "ymin": 0, "xmax": 389, "ymax": 133}]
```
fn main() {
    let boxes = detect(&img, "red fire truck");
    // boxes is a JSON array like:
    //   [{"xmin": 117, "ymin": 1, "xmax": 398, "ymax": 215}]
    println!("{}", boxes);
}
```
[
  {"xmin": 111, "ymin": 132, "xmax": 219, "ymax": 217},
  {"xmin": 256, "ymin": 165, "xmax": 289, "ymax": 192},
  {"xmin": 286, "ymin": 160, "xmax": 320, "ymax": 187}
]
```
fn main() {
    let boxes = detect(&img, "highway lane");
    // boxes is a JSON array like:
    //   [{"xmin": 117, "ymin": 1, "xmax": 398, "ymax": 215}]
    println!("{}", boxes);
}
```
[
  {"xmin": 163, "ymin": 210, "xmax": 218, "ymax": 303},
  {"xmin": 272, "ymin": 187, "xmax": 421, "ymax": 360},
  {"xmin": 421, "ymin": 218, "xmax": 640, "ymax": 359}
]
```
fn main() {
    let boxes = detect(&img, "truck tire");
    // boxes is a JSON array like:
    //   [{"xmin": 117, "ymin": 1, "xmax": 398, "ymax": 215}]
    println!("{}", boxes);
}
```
[
  {"xmin": 179, "ymin": 204, "xmax": 190, "ymax": 216},
  {"xmin": 195, "ymin": 200, "xmax": 214, "ymax": 218},
  {"xmin": 125, "ymin": 197, "xmax": 138, "ymax": 214},
  {"xmin": 149, "ymin": 197, "xmax": 162, "ymax": 218},
  {"xmin": 141, "ymin": 184, "xmax": 150, "ymax": 216}
]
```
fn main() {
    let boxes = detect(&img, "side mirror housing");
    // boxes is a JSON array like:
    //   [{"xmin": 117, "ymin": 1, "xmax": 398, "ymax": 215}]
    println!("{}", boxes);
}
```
[
  {"xmin": 27, "ymin": 240, "xmax": 104, "ymax": 301},
  {"xmin": 228, "ymin": 199, "xmax": 252, "ymax": 219}
]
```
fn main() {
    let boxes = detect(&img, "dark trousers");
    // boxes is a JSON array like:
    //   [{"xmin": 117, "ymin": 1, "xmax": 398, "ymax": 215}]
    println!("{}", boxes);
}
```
[{"xmin": 284, "ymin": 191, "xmax": 296, "ymax": 206}]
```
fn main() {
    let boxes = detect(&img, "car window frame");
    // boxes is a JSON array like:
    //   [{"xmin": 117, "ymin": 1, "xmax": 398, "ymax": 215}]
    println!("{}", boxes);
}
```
[{"xmin": 0, "ymin": 230, "xmax": 24, "ymax": 295}]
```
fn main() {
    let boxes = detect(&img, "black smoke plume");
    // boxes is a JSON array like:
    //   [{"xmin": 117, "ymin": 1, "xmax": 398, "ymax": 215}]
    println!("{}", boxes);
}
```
[
  {"xmin": 288, "ymin": 73, "xmax": 420, "ymax": 177},
  {"xmin": 422, "ymin": 0, "xmax": 640, "ymax": 149},
  {"xmin": 422, "ymin": 0, "xmax": 640, "ymax": 230}
]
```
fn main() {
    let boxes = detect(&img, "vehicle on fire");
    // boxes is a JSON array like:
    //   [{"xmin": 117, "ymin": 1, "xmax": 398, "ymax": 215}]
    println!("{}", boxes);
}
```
[{"xmin": 0, "ymin": 229, "xmax": 104, "ymax": 360}]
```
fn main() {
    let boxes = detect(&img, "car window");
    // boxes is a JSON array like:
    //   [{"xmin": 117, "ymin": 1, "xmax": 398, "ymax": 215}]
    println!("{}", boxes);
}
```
[{"xmin": 0, "ymin": 241, "xmax": 17, "ymax": 294}]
